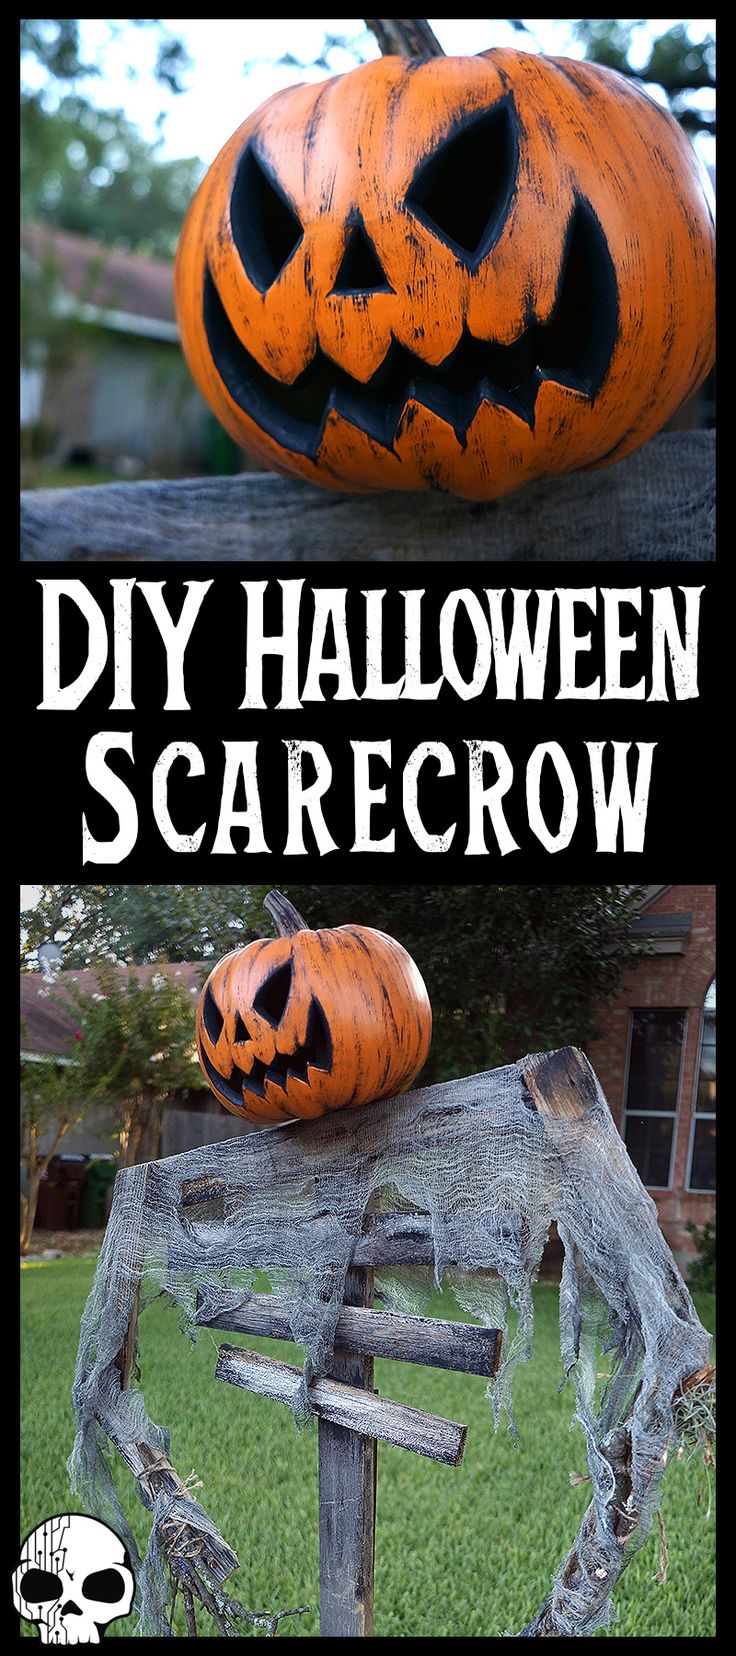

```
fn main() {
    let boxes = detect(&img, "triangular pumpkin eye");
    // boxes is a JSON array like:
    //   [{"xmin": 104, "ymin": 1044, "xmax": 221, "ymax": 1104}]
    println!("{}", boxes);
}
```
[
  {"xmin": 253, "ymin": 959, "xmax": 293, "ymax": 1026},
  {"xmin": 331, "ymin": 214, "xmax": 393, "ymax": 294},
  {"xmin": 234, "ymin": 1010, "xmax": 251, "ymax": 1044},
  {"xmin": 202, "ymin": 984, "xmax": 224, "ymax": 1045},
  {"xmin": 229, "ymin": 143, "xmax": 303, "ymax": 292},
  {"xmin": 406, "ymin": 97, "xmax": 518, "ymax": 266}
]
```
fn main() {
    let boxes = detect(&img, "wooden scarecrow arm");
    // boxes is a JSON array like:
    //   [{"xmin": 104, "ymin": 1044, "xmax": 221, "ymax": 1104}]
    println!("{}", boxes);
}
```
[{"xmin": 107, "ymin": 1290, "xmax": 311, "ymax": 1633}]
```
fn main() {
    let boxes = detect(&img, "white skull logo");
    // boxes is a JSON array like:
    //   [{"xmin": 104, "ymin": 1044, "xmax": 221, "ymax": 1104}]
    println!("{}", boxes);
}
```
[{"xmin": 13, "ymin": 1515, "xmax": 135, "ymax": 1643}]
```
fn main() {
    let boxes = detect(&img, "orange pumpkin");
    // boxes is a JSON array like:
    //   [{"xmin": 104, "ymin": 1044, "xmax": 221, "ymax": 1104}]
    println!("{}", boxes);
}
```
[
  {"xmin": 174, "ymin": 48, "xmax": 714, "ymax": 502},
  {"xmin": 195, "ymin": 892, "xmax": 432, "ymax": 1123}
]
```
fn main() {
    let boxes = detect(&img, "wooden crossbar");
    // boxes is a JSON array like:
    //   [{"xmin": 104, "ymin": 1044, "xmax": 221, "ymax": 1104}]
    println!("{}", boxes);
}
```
[
  {"xmin": 197, "ymin": 1290, "xmax": 501, "ymax": 1376},
  {"xmin": 109, "ymin": 1049, "xmax": 612, "ymax": 1635},
  {"xmin": 20, "ymin": 432, "xmax": 715, "ymax": 561},
  {"xmin": 215, "ymin": 1344, "xmax": 468, "ymax": 1468},
  {"xmin": 176, "ymin": 1203, "xmax": 438, "ymax": 1270}
]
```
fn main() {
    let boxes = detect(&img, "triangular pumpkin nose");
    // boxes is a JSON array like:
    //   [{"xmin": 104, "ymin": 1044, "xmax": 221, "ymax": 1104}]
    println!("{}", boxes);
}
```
[{"xmin": 331, "ymin": 215, "xmax": 393, "ymax": 293}]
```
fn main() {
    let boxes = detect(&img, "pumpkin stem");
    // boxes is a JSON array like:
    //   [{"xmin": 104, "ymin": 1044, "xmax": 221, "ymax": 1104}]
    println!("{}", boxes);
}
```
[
  {"xmin": 364, "ymin": 19, "xmax": 445, "ymax": 58},
  {"xmin": 264, "ymin": 890, "xmax": 310, "ymax": 937}
]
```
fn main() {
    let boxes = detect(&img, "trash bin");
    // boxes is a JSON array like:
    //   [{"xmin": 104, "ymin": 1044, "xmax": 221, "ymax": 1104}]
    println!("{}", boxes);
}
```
[
  {"xmin": 78, "ymin": 1156, "xmax": 118, "ymax": 1228},
  {"xmin": 35, "ymin": 1155, "xmax": 89, "ymax": 1231}
]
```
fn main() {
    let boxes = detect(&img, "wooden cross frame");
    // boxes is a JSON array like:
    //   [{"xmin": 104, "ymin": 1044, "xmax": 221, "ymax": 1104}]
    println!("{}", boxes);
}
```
[
  {"xmin": 101, "ymin": 1047, "xmax": 710, "ymax": 1638},
  {"xmin": 107, "ymin": 1048, "xmax": 591, "ymax": 1636},
  {"xmin": 197, "ymin": 1232, "xmax": 502, "ymax": 1636},
  {"xmin": 183, "ymin": 1045, "xmax": 591, "ymax": 1634}
]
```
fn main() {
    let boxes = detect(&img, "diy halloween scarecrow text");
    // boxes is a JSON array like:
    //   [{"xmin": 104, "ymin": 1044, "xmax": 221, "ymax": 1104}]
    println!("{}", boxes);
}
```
[{"xmin": 36, "ymin": 578, "xmax": 703, "ymax": 865}]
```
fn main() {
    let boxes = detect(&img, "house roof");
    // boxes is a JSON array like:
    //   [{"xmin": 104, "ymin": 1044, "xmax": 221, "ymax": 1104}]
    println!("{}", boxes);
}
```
[
  {"xmin": 21, "ymin": 961, "xmax": 205, "ymax": 1058},
  {"xmin": 22, "ymin": 223, "xmax": 179, "ymax": 341}
]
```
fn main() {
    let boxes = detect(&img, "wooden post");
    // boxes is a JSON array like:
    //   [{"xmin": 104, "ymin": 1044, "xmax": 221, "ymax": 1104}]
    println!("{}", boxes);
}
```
[{"xmin": 318, "ymin": 1267, "xmax": 377, "ymax": 1637}]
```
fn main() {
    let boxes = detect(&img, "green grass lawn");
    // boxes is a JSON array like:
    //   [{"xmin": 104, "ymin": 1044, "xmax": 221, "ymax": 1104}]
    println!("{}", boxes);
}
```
[{"xmin": 20, "ymin": 1255, "xmax": 715, "ymax": 1638}]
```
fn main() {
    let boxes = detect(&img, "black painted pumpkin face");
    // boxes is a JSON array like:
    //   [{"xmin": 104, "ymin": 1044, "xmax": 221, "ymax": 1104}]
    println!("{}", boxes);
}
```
[
  {"xmin": 175, "ymin": 48, "xmax": 714, "ymax": 500},
  {"xmin": 196, "ymin": 921, "xmax": 432, "ymax": 1124}
]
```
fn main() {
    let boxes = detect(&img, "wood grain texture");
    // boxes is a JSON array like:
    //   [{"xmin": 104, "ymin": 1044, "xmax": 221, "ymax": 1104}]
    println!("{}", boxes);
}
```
[
  {"xmin": 215, "ymin": 1344, "xmax": 468, "ymax": 1466},
  {"xmin": 352, "ymin": 1213, "xmax": 436, "ymax": 1267},
  {"xmin": 197, "ymin": 1289, "xmax": 501, "ymax": 1375},
  {"xmin": 522, "ymin": 1046, "xmax": 598, "ymax": 1121},
  {"xmin": 318, "ymin": 1267, "xmax": 376, "ymax": 1638},
  {"xmin": 20, "ymin": 432, "xmax": 713, "ymax": 561}
]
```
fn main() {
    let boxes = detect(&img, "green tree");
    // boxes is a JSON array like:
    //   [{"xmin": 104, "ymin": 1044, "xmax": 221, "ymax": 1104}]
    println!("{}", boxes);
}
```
[
  {"xmin": 21, "ymin": 94, "xmax": 204, "ymax": 258},
  {"xmin": 21, "ymin": 885, "xmax": 266, "ymax": 969},
  {"xmin": 20, "ymin": 19, "xmax": 193, "ymax": 97},
  {"xmin": 21, "ymin": 19, "xmax": 201, "ymax": 256},
  {"xmin": 63, "ymin": 965, "xmax": 200, "ymax": 1166},
  {"xmin": 21, "ymin": 967, "xmax": 200, "ymax": 1247},
  {"xmin": 276, "ymin": 884, "xmax": 642, "ymax": 1084},
  {"xmin": 20, "ymin": 1040, "xmax": 90, "ymax": 1253}
]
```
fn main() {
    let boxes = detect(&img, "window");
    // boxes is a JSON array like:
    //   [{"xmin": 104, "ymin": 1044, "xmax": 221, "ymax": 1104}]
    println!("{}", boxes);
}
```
[
  {"xmin": 688, "ymin": 979, "xmax": 715, "ymax": 1192},
  {"xmin": 623, "ymin": 1008, "xmax": 686, "ymax": 1188}
]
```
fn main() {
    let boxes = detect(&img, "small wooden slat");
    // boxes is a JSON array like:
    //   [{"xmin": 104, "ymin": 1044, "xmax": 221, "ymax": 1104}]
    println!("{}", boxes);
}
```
[
  {"xmin": 215, "ymin": 1344, "xmax": 467, "ymax": 1468},
  {"xmin": 318, "ymin": 1266, "xmax": 376, "ymax": 1638},
  {"xmin": 198, "ymin": 1290, "xmax": 501, "ymax": 1377}
]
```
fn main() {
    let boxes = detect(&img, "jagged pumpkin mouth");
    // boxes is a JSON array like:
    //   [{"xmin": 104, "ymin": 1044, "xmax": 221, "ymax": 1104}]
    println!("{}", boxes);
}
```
[
  {"xmin": 200, "ymin": 995, "xmax": 333, "ymax": 1108},
  {"xmin": 202, "ymin": 196, "xmax": 618, "ymax": 457}
]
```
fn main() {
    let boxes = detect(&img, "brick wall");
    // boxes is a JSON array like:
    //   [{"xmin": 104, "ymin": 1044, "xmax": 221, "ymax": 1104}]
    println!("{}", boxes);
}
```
[{"xmin": 587, "ymin": 885, "xmax": 715, "ymax": 1268}]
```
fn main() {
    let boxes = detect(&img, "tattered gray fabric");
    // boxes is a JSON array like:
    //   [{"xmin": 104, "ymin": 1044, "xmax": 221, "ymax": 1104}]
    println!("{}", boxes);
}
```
[{"xmin": 69, "ymin": 1049, "xmax": 711, "ymax": 1636}]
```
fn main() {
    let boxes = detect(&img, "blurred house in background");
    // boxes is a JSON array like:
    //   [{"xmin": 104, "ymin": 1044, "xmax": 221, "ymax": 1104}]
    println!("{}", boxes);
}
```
[
  {"xmin": 21, "ymin": 224, "xmax": 240, "ymax": 479},
  {"xmin": 587, "ymin": 884, "xmax": 715, "ymax": 1270},
  {"xmin": 20, "ymin": 960, "xmax": 257, "ymax": 1166}
]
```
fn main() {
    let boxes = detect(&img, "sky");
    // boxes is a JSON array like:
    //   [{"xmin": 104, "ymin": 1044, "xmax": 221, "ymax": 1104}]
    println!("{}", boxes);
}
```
[{"xmin": 21, "ymin": 18, "xmax": 716, "ymax": 171}]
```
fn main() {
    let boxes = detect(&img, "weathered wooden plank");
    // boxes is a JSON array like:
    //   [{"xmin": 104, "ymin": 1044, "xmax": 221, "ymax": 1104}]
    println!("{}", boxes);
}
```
[
  {"xmin": 169, "ymin": 1217, "xmax": 438, "ymax": 1277},
  {"xmin": 181, "ymin": 1174, "xmax": 228, "ymax": 1208},
  {"xmin": 318, "ymin": 1266, "xmax": 376, "ymax": 1638},
  {"xmin": 522, "ymin": 1046, "xmax": 598, "ymax": 1121},
  {"xmin": 215, "ymin": 1344, "xmax": 467, "ymax": 1467},
  {"xmin": 19, "ymin": 432, "xmax": 714, "ymax": 561},
  {"xmin": 180, "ymin": 1180, "xmax": 433, "ymax": 1246},
  {"xmin": 198, "ymin": 1289, "xmax": 501, "ymax": 1376}
]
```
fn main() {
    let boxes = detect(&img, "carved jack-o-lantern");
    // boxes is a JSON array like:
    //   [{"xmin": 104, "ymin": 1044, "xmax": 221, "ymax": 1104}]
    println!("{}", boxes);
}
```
[
  {"xmin": 174, "ymin": 48, "xmax": 714, "ymax": 501},
  {"xmin": 195, "ymin": 892, "xmax": 432, "ymax": 1123}
]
